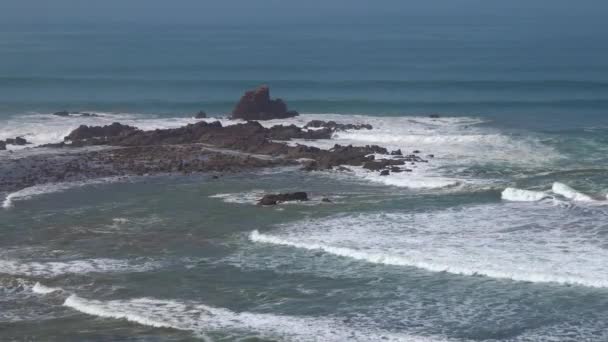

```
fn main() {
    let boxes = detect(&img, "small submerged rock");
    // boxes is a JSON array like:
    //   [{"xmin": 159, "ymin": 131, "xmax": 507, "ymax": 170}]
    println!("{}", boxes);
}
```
[
  {"xmin": 194, "ymin": 111, "xmax": 207, "ymax": 119},
  {"xmin": 258, "ymin": 192, "xmax": 308, "ymax": 205},
  {"xmin": 53, "ymin": 110, "xmax": 70, "ymax": 117}
]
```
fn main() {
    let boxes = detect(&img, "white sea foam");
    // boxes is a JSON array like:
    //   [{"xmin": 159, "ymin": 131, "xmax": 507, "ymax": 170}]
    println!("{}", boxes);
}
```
[
  {"xmin": 209, "ymin": 190, "xmax": 266, "ymax": 204},
  {"xmin": 0, "ymin": 258, "xmax": 160, "ymax": 277},
  {"xmin": 63, "ymin": 294, "xmax": 444, "ymax": 342},
  {"xmin": 501, "ymin": 188, "xmax": 550, "ymax": 202},
  {"xmin": 32, "ymin": 282, "xmax": 61, "ymax": 294},
  {"xmin": 250, "ymin": 204, "xmax": 608, "ymax": 288},
  {"xmin": 551, "ymin": 182, "xmax": 595, "ymax": 202},
  {"xmin": 2, "ymin": 177, "xmax": 125, "ymax": 209}
]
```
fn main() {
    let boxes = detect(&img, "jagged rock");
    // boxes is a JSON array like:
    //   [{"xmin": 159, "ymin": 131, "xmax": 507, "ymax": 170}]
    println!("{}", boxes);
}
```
[
  {"xmin": 390, "ymin": 149, "xmax": 402, "ymax": 156},
  {"xmin": 380, "ymin": 170, "xmax": 390, "ymax": 176},
  {"xmin": 194, "ymin": 111, "xmax": 207, "ymax": 119},
  {"xmin": 258, "ymin": 192, "xmax": 308, "ymax": 205},
  {"xmin": 321, "ymin": 197, "xmax": 332, "ymax": 203},
  {"xmin": 53, "ymin": 110, "xmax": 70, "ymax": 117},
  {"xmin": 231, "ymin": 85, "xmax": 298, "ymax": 120},
  {"xmin": 64, "ymin": 122, "xmax": 138, "ymax": 142}
]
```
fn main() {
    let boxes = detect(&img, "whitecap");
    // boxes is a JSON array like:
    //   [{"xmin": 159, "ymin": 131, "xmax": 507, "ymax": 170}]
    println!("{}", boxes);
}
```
[
  {"xmin": 32, "ymin": 282, "xmax": 61, "ymax": 294},
  {"xmin": 501, "ymin": 188, "xmax": 550, "ymax": 202}
]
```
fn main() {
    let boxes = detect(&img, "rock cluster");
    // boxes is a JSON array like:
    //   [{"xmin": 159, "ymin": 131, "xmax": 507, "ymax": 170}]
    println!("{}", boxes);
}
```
[
  {"xmin": 231, "ymin": 85, "xmax": 298, "ymax": 120},
  {"xmin": 64, "ymin": 123, "xmax": 138, "ymax": 144},
  {"xmin": 258, "ymin": 192, "xmax": 308, "ymax": 205},
  {"xmin": 1, "ymin": 137, "xmax": 30, "ymax": 149}
]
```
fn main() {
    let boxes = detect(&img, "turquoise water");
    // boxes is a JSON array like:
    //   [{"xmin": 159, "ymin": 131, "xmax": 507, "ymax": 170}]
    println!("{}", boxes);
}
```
[{"xmin": 2, "ymin": 4, "xmax": 608, "ymax": 341}]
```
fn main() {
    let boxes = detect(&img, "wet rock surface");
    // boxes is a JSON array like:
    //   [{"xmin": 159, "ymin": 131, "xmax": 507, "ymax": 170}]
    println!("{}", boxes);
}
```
[{"xmin": 258, "ymin": 192, "xmax": 308, "ymax": 205}]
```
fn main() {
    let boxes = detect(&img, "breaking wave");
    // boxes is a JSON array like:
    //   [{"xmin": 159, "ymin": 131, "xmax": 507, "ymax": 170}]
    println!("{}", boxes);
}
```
[
  {"xmin": 2, "ymin": 177, "xmax": 125, "ymax": 209},
  {"xmin": 63, "ymin": 294, "xmax": 444, "ymax": 342},
  {"xmin": 249, "ymin": 204, "xmax": 608, "ymax": 288}
]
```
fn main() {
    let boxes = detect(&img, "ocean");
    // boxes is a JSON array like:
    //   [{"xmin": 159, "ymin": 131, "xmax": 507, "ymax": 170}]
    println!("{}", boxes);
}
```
[{"xmin": 1, "ymin": 5, "xmax": 608, "ymax": 341}]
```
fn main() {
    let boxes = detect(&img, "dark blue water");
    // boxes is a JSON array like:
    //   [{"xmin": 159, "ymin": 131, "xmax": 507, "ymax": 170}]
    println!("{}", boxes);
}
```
[{"xmin": 1, "ymin": 5, "xmax": 607, "ymax": 129}]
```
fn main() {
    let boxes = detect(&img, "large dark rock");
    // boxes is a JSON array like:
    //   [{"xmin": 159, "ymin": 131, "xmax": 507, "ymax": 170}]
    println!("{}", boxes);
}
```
[
  {"xmin": 0, "ymin": 141, "xmax": 5, "ymax": 150},
  {"xmin": 194, "ymin": 111, "xmax": 207, "ymax": 119},
  {"xmin": 64, "ymin": 122, "xmax": 138, "ymax": 142},
  {"xmin": 231, "ymin": 85, "xmax": 298, "ymax": 120},
  {"xmin": 258, "ymin": 192, "xmax": 308, "ymax": 205}
]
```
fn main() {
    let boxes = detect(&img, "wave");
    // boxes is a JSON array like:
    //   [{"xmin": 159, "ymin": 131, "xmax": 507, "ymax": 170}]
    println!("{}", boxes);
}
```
[
  {"xmin": 2, "ymin": 177, "xmax": 125, "ymax": 209},
  {"xmin": 501, "ymin": 183, "xmax": 600, "ymax": 204},
  {"xmin": 501, "ymin": 188, "xmax": 550, "ymax": 202},
  {"xmin": 551, "ymin": 182, "xmax": 595, "ymax": 202},
  {"xmin": 0, "ymin": 258, "xmax": 161, "ymax": 277},
  {"xmin": 63, "ymin": 294, "xmax": 443, "ymax": 342},
  {"xmin": 249, "ymin": 205, "xmax": 608, "ymax": 288}
]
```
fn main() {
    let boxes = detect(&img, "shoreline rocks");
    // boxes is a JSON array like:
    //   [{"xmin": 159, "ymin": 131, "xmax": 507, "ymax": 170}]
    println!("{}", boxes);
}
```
[
  {"xmin": 231, "ymin": 85, "xmax": 298, "ymax": 120},
  {"xmin": 2, "ymin": 87, "xmax": 433, "ymax": 192}
]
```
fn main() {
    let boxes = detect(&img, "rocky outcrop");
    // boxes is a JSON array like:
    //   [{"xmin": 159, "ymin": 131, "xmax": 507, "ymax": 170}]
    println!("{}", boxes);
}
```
[
  {"xmin": 64, "ymin": 123, "xmax": 138, "ymax": 143},
  {"xmin": 258, "ymin": 192, "xmax": 308, "ymax": 205},
  {"xmin": 304, "ymin": 120, "xmax": 372, "ymax": 131},
  {"xmin": 4, "ymin": 137, "xmax": 30, "ymax": 146},
  {"xmin": 194, "ymin": 111, "xmax": 207, "ymax": 119},
  {"xmin": 231, "ymin": 85, "xmax": 298, "ymax": 120}
]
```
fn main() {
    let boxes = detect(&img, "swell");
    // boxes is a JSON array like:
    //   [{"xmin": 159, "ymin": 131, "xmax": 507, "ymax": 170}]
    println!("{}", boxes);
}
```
[{"xmin": 4, "ymin": 77, "xmax": 608, "ymax": 91}]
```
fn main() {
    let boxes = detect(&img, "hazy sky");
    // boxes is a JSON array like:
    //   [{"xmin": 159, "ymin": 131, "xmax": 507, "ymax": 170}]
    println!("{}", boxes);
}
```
[{"xmin": 2, "ymin": 0, "xmax": 608, "ymax": 26}]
